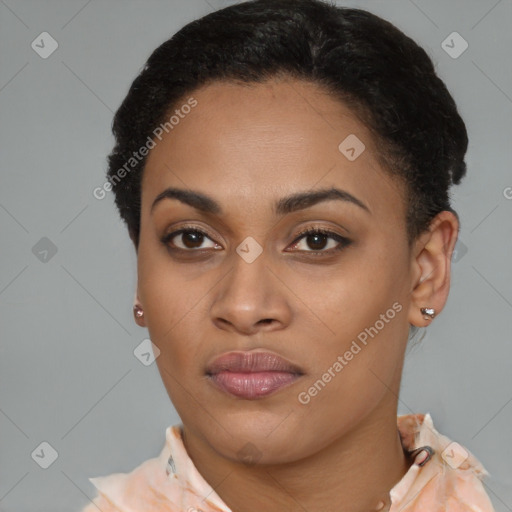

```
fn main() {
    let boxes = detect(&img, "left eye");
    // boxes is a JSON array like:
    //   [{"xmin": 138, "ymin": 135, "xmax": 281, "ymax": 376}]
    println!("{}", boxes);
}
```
[{"xmin": 288, "ymin": 229, "xmax": 351, "ymax": 253}]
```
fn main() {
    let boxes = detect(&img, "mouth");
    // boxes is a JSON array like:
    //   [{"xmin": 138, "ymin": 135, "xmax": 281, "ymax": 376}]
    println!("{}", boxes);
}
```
[{"xmin": 205, "ymin": 350, "xmax": 305, "ymax": 400}]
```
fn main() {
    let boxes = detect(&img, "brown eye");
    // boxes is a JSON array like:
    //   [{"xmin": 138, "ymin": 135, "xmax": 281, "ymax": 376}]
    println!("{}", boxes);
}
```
[
  {"xmin": 303, "ymin": 232, "xmax": 330, "ymax": 251},
  {"xmin": 179, "ymin": 230, "xmax": 205, "ymax": 249},
  {"xmin": 162, "ymin": 228, "xmax": 220, "ymax": 251},
  {"xmin": 288, "ymin": 228, "xmax": 351, "ymax": 254}
]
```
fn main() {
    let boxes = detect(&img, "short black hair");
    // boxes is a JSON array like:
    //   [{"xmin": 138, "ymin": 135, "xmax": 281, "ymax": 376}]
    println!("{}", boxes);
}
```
[{"xmin": 107, "ymin": 0, "xmax": 468, "ymax": 249}]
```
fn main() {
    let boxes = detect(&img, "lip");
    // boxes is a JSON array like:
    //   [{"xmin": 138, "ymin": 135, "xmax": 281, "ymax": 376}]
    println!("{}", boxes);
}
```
[{"xmin": 205, "ymin": 350, "xmax": 304, "ymax": 400}]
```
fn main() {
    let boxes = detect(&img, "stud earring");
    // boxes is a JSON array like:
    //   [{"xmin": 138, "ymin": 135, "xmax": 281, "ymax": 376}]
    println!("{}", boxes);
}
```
[
  {"xmin": 420, "ymin": 307, "xmax": 435, "ymax": 320},
  {"xmin": 133, "ymin": 304, "xmax": 144, "ymax": 319}
]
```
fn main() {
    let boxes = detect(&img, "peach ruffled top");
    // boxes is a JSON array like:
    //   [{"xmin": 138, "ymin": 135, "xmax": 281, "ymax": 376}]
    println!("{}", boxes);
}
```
[{"xmin": 80, "ymin": 413, "xmax": 495, "ymax": 511}]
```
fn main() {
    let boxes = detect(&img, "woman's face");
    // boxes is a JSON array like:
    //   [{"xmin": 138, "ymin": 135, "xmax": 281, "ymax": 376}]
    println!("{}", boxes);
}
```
[{"xmin": 136, "ymin": 78, "xmax": 417, "ymax": 463}]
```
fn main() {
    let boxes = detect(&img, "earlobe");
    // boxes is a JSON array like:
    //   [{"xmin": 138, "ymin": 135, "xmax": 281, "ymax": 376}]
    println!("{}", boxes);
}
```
[
  {"xmin": 407, "ymin": 211, "xmax": 459, "ymax": 327},
  {"xmin": 133, "ymin": 289, "xmax": 146, "ymax": 327},
  {"xmin": 420, "ymin": 307, "xmax": 436, "ymax": 320}
]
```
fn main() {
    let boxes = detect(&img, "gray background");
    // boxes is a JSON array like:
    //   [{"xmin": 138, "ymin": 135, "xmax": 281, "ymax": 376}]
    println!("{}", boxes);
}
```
[{"xmin": 0, "ymin": 0, "xmax": 511, "ymax": 510}]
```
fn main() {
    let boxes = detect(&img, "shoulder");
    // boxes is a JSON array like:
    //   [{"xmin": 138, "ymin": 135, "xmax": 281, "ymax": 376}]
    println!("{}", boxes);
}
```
[
  {"xmin": 78, "ymin": 425, "xmax": 181, "ymax": 512},
  {"xmin": 391, "ymin": 413, "xmax": 496, "ymax": 511},
  {"xmin": 78, "ymin": 424, "xmax": 231, "ymax": 512}
]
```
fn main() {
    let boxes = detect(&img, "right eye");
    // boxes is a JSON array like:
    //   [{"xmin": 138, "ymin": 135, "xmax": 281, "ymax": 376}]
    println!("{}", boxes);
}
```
[{"xmin": 161, "ymin": 227, "xmax": 222, "ymax": 251}]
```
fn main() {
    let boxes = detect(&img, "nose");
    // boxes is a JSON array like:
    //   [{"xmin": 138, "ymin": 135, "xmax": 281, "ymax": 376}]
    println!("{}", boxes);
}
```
[{"xmin": 209, "ymin": 250, "xmax": 292, "ymax": 335}]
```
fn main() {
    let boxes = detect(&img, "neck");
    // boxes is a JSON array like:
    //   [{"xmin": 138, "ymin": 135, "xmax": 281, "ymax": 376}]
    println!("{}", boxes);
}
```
[{"xmin": 182, "ymin": 397, "xmax": 412, "ymax": 512}]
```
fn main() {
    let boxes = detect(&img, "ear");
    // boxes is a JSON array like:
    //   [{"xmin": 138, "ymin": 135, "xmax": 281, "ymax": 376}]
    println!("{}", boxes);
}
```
[
  {"xmin": 407, "ymin": 211, "xmax": 459, "ymax": 327},
  {"xmin": 133, "ymin": 288, "xmax": 146, "ymax": 328}
]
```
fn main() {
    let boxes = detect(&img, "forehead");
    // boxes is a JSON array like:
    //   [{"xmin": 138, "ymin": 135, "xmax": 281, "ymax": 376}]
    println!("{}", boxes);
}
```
[{"xmin": 141, "ymin": 78, "xmax": 406, "ymax": 223}]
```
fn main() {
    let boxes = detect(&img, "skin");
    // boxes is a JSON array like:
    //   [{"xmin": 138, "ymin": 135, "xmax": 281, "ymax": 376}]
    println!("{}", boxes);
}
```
[{"xmin": 133, "ymin": 77, "xmax": 459, "ymax": 512}]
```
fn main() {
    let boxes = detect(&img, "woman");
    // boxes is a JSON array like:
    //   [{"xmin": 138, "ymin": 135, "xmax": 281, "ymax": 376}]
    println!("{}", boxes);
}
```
[{"xmin": 81, "ymin": 0, "xmax": 496, "ymax": 510}]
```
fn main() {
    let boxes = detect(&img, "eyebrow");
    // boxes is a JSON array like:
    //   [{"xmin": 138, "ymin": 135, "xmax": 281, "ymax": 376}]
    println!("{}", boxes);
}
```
[{"xmin": 150, "ymin": 186, "xmax": 371, "ymax": 216}]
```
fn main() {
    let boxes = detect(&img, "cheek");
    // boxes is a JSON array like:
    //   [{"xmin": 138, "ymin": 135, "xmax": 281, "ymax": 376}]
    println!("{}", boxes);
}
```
[
  {"xmin": 288, "ymin": 238, "xmax": 409, "ymax": 410},
  {"xmin": 137, "ymin": 247, "xmax": 207, "ymax": 369},
  {"xmin": 291, "ymin": 304, "xmax": 407, "ymax": 456},
  {"xmin": 284, "ymin": 234, "xmax": 408, "ymax": 343}
]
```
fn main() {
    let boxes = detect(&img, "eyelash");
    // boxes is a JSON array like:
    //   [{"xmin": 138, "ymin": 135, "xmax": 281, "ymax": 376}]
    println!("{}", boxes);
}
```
[
  {"xmin": 161, "ymin": 224, "xmax": 352, "ymax": 256},
  {"xmin": 291, "ymin": 227, "xmax": 352, "ymax": 255}
]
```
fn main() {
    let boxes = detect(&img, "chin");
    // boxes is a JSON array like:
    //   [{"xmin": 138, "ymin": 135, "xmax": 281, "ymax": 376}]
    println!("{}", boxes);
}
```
[{"xmin": 200, "ymin": 413, "xmax": 314, "ymax": 465}]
